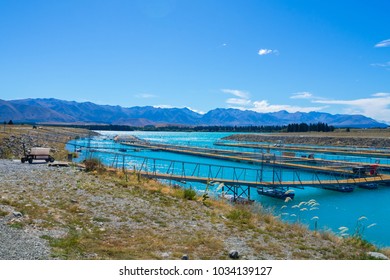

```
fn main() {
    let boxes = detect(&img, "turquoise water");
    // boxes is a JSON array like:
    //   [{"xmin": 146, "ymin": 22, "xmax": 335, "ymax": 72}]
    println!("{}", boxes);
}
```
[{"xmin": 67, "ymin": 131, "xmax": 390, "ymax": 248}]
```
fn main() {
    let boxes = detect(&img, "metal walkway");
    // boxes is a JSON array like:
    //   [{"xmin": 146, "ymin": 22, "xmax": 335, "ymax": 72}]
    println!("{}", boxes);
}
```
[
  {"xmin": 106, "ymin": 150, "xmax": 390, "ymax": 201},
  {"xmin": 120, "ymin": 140, "xmax": 385, "ymax": 176},
  {"xmin": 79, "ymin": 140, "xmax": 390, "ymax": 202},
  {"xmin": 135, "ymin": 157, "xmax": 390, "ymax": 201},
  {"xmin": 214, "ymin": 141, "xmax": 390, "ymax": 159}
]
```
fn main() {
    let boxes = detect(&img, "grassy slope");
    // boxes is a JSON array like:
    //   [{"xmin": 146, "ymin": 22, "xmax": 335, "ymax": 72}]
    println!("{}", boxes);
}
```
[
  {"xmin": 224, "ymin": 128, "xmax": 390, "ymax": 147},
  {"xmin": 1, "ymin": 126, "xmax": 389, "ymax": 259}
]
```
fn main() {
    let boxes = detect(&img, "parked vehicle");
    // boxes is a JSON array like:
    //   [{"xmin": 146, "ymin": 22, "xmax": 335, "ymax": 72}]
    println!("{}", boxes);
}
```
[{"xmin": 21, "ymin": 147, "xmax": 55, "ymax": 164}]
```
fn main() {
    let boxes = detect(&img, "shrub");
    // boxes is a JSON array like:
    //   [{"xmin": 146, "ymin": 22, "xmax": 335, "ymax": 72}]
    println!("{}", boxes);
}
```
[
  {"xmin": 226, "ymin": 207, "xmax": 253, "ymax": 226},
  {"xmin": 83, "ymin": 158, "xmax": 105, "ymax": 172},
  {"xmin": 183, "ymin": 188, "xmax": 197, "ymax": 200},
  {"xmin": 0, "ymin": 209, "xmax": 8, "ymax": 217}
]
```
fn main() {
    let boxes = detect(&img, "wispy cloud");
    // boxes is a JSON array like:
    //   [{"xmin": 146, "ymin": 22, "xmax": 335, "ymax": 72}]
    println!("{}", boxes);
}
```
[
  {"xmin": 372, "ymin": 92, "xmax": 390, "ymax": 97},
  {"xmin": 221, "ymin": 88, "xmax": 390, "ymax": 123},
  {"xmin": 290, "ymin": 92, "xmax": 313, "ymax": 99},
  {"xmin": 222, "ymin": 89, "xmax": 252, "ymax": 109},
  {"xmin": 374, "ymin": 39, "xmax": 390, "ymax": 48},
  {"xmin": 226, "ymin": 98, "xmax": 252, "ymax": 106},
  {"xmin": 258, "ymin": 49, "xmax": 279, "ymax": 56},
  {"xmin": 313, "ymin": 93, "xmax": 390, "ymax": 123},
  {"xmin": 185, "ymin": 107, "xmax": 206, "ymax": 115},
  {"xmin": 221, "ymin": 89, "xmax": 250, "ymax": 99},
  {"xmin": 371, "ymin": 61, "xmax": 390, "ymax": 70},
  {"xmin": 152, "ymin": 105, "xmax": 205, "ymax": 114},
  {"xmin": 153, "ymin": 104, "xmax": 174, "ymax": 109},
  {"xmin": 222, "ymin": 89, "xmax": 326, "ymax": 113},
  {"xmin": 135, "ymin": 93, "xmax": 157, "ymax": 99},
  {"xmin": 252, "ymin": 100, "xmax": 326, "ymax": 113}
]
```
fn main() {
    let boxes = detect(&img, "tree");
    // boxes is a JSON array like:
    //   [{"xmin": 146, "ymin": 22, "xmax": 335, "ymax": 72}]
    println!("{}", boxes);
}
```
[{"xmin": 8, "ymin": 120, "xmax": 13, "ymax": 125}]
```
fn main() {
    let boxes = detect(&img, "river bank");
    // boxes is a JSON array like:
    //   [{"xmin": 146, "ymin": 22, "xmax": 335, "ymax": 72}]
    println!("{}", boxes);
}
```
[
  {"xmin": 223, "ymin": 130, "xmax": 390, "ymax": 147},
  {"xmin": 2, "ymin": 158, "xmax": 389, "ymax": 260},
  {"xmin": 1, "ymin": 127, "xmax": 389, "ymax": 259}
]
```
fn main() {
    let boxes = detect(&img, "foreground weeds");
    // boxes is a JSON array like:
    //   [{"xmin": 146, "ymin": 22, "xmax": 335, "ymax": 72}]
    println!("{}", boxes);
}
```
[{"xmin": 1, "ymin": 161, "xmax": 388, "ymax": 260}]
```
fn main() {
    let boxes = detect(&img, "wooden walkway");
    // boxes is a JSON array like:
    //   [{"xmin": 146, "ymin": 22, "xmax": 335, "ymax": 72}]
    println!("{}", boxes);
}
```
[
  {"xmin": 121, "ymin": 141, "xmax": 381, "ymax": 176},
  {"xmin": 139, "ymin": 170, "xmax": 390, "ymax": 188},
  {"xmin": 139, "ymin": 169, "xmax": 390, "ymax": 201},
  {"xmin": 215, "ymin": 141, "xmax": 390, "ymax": 159},
  {"xmin": 82, "ymin": 144, "xmax": 390, "ymax": 200}
]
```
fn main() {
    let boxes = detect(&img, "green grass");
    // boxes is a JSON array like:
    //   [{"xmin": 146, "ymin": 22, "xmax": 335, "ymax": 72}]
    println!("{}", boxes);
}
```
[
  {"xmin": 226, "ymin": 206, "xmax": 254, "ymax": 229},
  {"xmin": 92, "ymin": 217, "xmax": 112, "ymax": 223},
  {"xmin": 0, "ymin": 209, "xmax": 8, "ymax": 217},
  {"xmin": 183, "ymin": 188, "xmax": 197, "ymax": 200},
  {"xmin": 2, "ymin": 127, "xmax": 390, "ymax": 260},
  {"xmin": 44, "ymin": 228, "xmax": 86, "ymax": 259},
  {"xmin": 9, "ymin": 222, "xmax": 24, "ymax": 229}
]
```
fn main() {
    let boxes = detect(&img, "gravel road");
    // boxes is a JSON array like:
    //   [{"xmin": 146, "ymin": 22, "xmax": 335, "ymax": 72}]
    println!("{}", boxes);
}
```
[
  {"xmin": 1, "ymin": 158, "xmax": 387, "ymax": 260},
  {"xmin": 0, "ymin": 160, "xmax": 51, "ymax": 260}
]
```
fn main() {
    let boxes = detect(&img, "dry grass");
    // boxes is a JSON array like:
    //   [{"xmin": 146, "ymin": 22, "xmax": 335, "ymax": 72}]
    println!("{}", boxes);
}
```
[
  {"xmin": 0, "ymin": 124, "xmax": 93, "ymax": 160},
  {"xmin": 2, "ymin": 163, "xmax": 388, "ymax": 259},
  {"xmin": 271, "ymin": 128, "xmax": 390, "ymax": 138},
  {"xmin": 2, "ymin": 126, "xmax": 390, "ymax": 260}
]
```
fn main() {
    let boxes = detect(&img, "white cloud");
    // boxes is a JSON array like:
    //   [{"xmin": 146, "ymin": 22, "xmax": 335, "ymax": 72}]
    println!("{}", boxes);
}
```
[
  {"xmin": 375, "ymin": 39, "xmax": 390, "ymax": 48},
  {"xmin": 185, "ymin": 107, "xmax": 206, "ymax": 115},
  {"xmin": 221, "ymin": 88, "xmax": 390, "ymax": 123},
  {"xmin": 290, "ymin": 92, "xmax": 313, "ymax": 99},
  {"xmin": 152, "ymin": 105, "xmax": 205, "ymax": 114},
  {"xmin": 221, "ymin": 89, "xmax": 250, "ymax": 99},
  {"xmin": 222, "ymin": 89, "xmax": 326, "ymax": 113},
  {"xmin": 153, "ymin": 104, "xmax": 174, "ymax": 109},
  {"xmin": 226, "ymin": 98, "xmax": 252, "ymax": 106},
  {"xmin": 313, "ymin": 94, "xmax": 390, "ymax": 123},
  {"xmin": 258, "ymin": 49, "xmax": 279, "ymax": 56},
  {"xmin": 222, "ymin": 89, "xmax": 252, "ymax": 109},
  {"xmin": 371, "ymin": 61, "xmax": 390, "ymax": 69},
  {"xmin": 135, "ymin": 93, "xmax": 157, "ymax": 99},
  {"xmin": 372, "ymin": 92, "xmax": 390, "ymax": 97},
  {"xmin": 252, "ymin": 100, "xmax": 326, "ymax": 113},
  {"xmin": 258, "ymin": 49, "xmax": 272, "ymax": 55}
]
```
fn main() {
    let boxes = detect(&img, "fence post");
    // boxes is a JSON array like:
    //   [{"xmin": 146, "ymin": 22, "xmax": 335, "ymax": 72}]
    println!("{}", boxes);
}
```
[{"xmin": 122, "ymin": 155, "xmax": 127, "ymax": 182}]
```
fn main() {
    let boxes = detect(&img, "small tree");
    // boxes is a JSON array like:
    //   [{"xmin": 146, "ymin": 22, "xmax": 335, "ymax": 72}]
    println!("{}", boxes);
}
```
[{"xmin": 8, "ymin": 120, "xmax": 13, "ymax": 125}]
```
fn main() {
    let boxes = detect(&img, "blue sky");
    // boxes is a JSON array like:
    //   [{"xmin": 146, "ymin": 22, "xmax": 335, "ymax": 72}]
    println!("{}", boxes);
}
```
[{"xmin": 1, "ymin": 0, "xmax": 390, "ymax": 123}]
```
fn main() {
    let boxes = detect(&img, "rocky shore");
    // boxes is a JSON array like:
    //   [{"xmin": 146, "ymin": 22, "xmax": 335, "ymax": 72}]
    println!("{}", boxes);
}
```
[
  {"xmin": 3, "ymin": 158, "xmax": 388, "ymax": 260},
  {"xmin": 1, "ymin": 127, "xmax": 389, "ymax": 260},
  {"xmin": 0, "ymin": 126, "xmax": 96, "ymax": 160},
  {"xmin": 223, "ymin": 133, "xmax": 390, "ymax": 148}
]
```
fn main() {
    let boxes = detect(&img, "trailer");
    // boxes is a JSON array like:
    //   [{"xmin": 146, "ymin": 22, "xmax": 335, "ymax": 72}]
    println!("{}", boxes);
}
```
[
  {"xmin": 352, "ymin": 164, "xmax": 378, "ymax": 176},
  {"xmin": 21, "ymin": 147, "xmax": 55, "ymax": 164}
]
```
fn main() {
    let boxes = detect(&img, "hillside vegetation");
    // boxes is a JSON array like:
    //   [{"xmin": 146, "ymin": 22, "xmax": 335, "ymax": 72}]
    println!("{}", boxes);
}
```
[
  {"xmin": 224, "ymin": 128, "xmax": 390, "ymax": 147},
  {"xmin": 1, "ymin": 126, "xmax": 389, "ymax": 259}
]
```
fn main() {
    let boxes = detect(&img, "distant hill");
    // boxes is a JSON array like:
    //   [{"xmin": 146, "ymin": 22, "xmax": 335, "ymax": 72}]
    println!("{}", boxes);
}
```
[{"xmin": 0, "ymin": 98, "xmax": 387, "ymax": 128}]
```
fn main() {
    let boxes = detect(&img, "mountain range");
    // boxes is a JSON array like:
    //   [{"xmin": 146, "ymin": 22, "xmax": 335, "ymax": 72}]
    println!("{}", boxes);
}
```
[{"xmin": 0, "ymin": 98, "xmax": 387, "ymax": 128}]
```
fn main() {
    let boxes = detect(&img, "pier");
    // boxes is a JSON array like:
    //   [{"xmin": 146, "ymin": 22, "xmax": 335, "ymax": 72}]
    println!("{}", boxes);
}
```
[
  {"xmin": 214, "ymin": 141, "xmax": 390, "ymax": 159},
  {"xmin": 120, "ymin": 140, "xmax": 388, "ymax": 177},
  {"xmin": 134, "ymin": 156, "xmax": 390, "ymax": 201},
  {"xmin": 84, "ymin": 146, "xmax": 390, "ymax": 201}
]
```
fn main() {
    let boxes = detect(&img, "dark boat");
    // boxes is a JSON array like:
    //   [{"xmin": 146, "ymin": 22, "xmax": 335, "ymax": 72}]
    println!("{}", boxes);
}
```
[
  {"xmin": 323, "ymin": 185, "xmax": 354, "ymax": 192},
  {"xmin": 358, "ymin": 183, "xmax": 378, "ymax": 190},
  {"xmin": 119, "ymin": 148, "xmax": 127, "ymax": 152},
  {"xmin": 257, "ymin": 188, "xmax": 295, "ymax": 200},
  {"xmin": 220, "ymin": 194, "xmax": 254, "ymax": 204}
]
